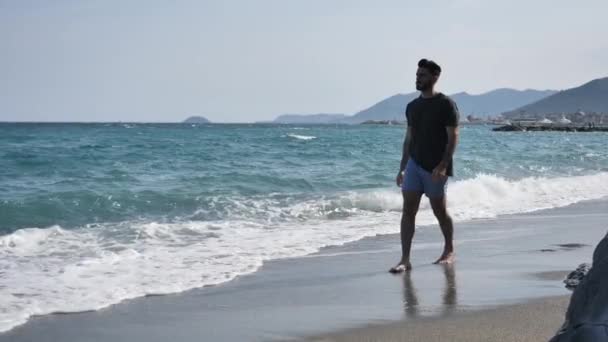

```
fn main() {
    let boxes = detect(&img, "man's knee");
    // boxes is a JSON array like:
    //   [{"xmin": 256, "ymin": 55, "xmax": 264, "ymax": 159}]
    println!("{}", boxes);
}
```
[
  {"xmin": 402, "ymin": 205, "xmax": 419, "ymax": 221},
  {"xmin": 431, "ymin": 204, "xmax": 444, "ymax": 215},
  {"xmin": 434, "ymin": 209, "xmax": 453, "ymax": 226},
  {"xmin": 402, "ymin": 191, "xmax": 422, "ymax": 221},
  {"xmin": 430, "ymin": 198, "xmax": 449, "ymax": 220}
]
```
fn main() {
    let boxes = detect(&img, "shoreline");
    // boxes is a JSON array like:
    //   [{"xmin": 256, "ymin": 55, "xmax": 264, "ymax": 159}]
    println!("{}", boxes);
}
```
[{"xmin": 2, "ymin": 199, "xmax": 607, "ymax": 341}]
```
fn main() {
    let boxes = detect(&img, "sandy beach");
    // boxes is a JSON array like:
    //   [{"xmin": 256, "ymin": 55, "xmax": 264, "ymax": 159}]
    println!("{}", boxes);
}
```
[{"xmin": 1, "ymin": 199, "xmax": 606, "ymax": 342}]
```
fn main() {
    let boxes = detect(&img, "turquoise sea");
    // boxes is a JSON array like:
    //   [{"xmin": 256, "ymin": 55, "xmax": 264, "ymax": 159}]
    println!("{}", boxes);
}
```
[{"xmin": 1, "ymin": 122, "xmax": 607, "ymax": 332}]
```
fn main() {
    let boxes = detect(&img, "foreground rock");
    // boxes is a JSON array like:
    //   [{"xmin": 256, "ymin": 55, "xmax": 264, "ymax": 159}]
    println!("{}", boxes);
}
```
[
  {"xmin": 563, "ymin": 263, "xmax": 592, "ymax": 290},
  {"xmin": 550, "ymin": 231, "xmax": 608, "ymax": 341}
]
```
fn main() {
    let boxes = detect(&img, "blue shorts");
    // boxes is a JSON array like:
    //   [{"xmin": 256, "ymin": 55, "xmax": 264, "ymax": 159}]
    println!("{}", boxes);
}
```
[{"xmin": 401, "ymin": 159, "xmax": 448, "ymax": 198}]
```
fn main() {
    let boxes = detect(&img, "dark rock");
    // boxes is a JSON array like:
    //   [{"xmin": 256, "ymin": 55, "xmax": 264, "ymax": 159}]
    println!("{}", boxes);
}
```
[
  {"xmin": 550, "ymin": 231, "xmax": 608, "ymax": 341},
  {"xmin": 563, "ymin": 263, "xmax": 591, "ymax": 290},
  {"xmin": 493, "ymin": 124, "xmax": 522, "ymax": 132}
]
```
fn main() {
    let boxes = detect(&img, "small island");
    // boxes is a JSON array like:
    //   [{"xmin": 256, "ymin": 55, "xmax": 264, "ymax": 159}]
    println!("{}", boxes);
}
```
[{"xmin": 183, "ymin": 116, "xmax": 210, "ymax": 124}]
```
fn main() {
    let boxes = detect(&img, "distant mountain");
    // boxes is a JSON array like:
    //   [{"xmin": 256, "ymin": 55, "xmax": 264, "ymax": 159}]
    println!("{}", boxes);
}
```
[
  {"xmin": 183, "ymin": 116, "xmax": 210, "ymax": 123},
  {"xmin": 338, "ymin": 89, "xmax": 555, "ymax": 124},
  {"xmin": 266, "ymin": 86, "xmax": 567, "ymax": 124},
  {"xmin": 272, "ymin": 113, "xmax": 347, "ymax": 124},
  {"xmin": 504, "ymin": 77, "xmax": 608, "ymax": 118},
  {"xmin": 339, "ymin": 94, "xmax": 419, "ymax": 124},
  {"xmin": 452, "ymin": 89, "xmax": 557, "ymax": 117}
]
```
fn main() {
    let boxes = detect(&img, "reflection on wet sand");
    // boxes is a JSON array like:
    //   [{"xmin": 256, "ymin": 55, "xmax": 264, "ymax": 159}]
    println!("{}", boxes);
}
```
[{"xmin": 401, "ymin": 264, "xmax": 457, "ymax": 319}]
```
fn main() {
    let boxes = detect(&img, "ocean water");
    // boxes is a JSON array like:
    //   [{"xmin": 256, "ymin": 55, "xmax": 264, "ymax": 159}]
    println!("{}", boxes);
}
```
[{"xmin": 1, "ymin": 122, "xmax": 608, "ymax": 332}]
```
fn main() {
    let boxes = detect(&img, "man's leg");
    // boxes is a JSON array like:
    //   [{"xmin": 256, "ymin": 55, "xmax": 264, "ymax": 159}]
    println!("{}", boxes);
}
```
[
  {"xmin": 390, "ymin": 190, "xmax": 422, "ymax": 273},
  {"xmin": 429, "ymin": 195, "xmax": 455, "ymax": 264}
]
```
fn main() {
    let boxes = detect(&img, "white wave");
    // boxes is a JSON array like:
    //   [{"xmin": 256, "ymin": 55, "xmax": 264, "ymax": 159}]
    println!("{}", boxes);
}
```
[
  {"xmin": 286, "ymin": 133, "xmax": 316, "ymax": 140},
  {"xmin": 1, "ymin": 172, "xmax": 608, "ymax": 332},
  {"xmin": 447, "ymin": 172, "xmax": 608, "ymax": 219},
  {"xmin": 0, "ymin": 219, "xmax": 384, "ymax": 333},
  {"xmin": 262, "ymin": 172, "xmax": 608, "ymax": 223}
]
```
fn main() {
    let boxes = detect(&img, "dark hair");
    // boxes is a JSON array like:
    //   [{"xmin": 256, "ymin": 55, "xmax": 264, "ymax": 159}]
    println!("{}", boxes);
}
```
[{"xmin": 418, "ymin": 59, "xmax": 441, "ymax": 76}]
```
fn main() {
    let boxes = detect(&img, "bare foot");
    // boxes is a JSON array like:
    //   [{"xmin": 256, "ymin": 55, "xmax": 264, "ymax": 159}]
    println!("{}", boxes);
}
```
[
  {"xmin": 433, "ymin": 252, "xmax": 455, "ymax": 265},
  {"xmin": 389, "ymin": 261, "xmax": 412, "ymax": 273}
]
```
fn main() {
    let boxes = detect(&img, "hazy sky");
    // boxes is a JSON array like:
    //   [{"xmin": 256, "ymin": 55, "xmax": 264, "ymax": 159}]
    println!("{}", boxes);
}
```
[{"xmin": 1, "ymin": 1, "xmax": 607, "ymax": 122}]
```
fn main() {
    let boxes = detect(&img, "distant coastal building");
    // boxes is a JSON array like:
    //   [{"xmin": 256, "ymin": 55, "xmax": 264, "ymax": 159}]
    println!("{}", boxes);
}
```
[{"xmin": 557, "ymin": 116, "xmax": 572, "ymax": 125}]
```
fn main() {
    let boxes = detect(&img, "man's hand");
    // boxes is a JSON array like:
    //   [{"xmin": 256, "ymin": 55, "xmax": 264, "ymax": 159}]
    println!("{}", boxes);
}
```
[
  {"xmin": 432, "ymin": 163, "xmax": 448, "ymax": 182},
  {"xmin": 396, "ymin": 170, "xmax": 404, "ymax": 187}
]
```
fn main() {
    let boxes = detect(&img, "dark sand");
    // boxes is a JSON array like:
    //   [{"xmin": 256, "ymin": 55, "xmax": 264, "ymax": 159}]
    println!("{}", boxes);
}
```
[{"xmin": 308, "ymin": 296, "xmax": 569, "ymax": 342}]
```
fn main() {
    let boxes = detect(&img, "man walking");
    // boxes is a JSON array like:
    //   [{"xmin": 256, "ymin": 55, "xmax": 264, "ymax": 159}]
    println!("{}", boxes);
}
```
[{"xmin": 390, "ymin": 59, "xmax": 460, "ymax": 273}]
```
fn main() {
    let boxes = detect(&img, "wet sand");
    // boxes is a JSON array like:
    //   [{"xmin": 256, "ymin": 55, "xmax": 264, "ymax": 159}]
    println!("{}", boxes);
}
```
[{"xmin": 309, "ymin": 295, "xmax": 569, "ymax": 342}]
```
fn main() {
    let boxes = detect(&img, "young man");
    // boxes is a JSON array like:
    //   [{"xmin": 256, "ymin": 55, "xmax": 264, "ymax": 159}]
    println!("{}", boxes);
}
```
[{"xmin": 390, "ymin": 59, "xmax": 460, "ymax": 273}]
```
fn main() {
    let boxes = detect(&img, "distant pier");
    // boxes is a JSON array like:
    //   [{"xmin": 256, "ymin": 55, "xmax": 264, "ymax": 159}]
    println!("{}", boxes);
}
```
[{"xmin": 493, "ymin": 124, "xmax": 608, "ymax": 132}]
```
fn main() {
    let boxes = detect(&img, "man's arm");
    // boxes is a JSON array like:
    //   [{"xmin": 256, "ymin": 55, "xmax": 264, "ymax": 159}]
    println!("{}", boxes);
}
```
[
  {"xmin": 433, "ymin": 98, "xmax": 460, "ymax": 178},
  {"xmin": 439, "ymin": 126, "xmax": 459, "ymax": 167},
  {"xmin": 399, "ymin": 126, "xmax": 413, "ymax": 172},
  {"xmin": 431, "ymin": 126, "xmax": 458, "ymax": 180}
]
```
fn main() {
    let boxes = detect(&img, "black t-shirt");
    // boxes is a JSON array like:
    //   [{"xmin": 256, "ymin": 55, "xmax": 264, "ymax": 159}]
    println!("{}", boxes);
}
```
[{"xmin": 405, "ymin": 93, "xmax": 459, "ymax": 176}]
